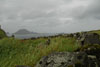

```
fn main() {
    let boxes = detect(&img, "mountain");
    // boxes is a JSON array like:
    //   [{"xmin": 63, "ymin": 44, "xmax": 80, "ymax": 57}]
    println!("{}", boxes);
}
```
[{"xmin": 14, "ymin": 29, "xmax": 37, "ymax": 34}]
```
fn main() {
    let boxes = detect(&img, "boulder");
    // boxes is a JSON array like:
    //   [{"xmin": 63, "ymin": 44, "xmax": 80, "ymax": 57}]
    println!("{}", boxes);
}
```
[
  {"xmin": 45, "ymin": 38, "xmax": 51, "ymax": 45},
  {"xmin": 35, "ymin": 52, "xmax": 100, "ymax": 67},
  {"xmin": 78, "ymin": 33, "xmax": 100, "ymax": 45},
  {"xmin": 79, "ymin": 44, "xmax": 100, "ymax": 59}
]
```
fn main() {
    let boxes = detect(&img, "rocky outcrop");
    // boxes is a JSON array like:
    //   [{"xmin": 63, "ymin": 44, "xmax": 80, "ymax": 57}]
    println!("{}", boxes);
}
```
[
  {"xmin": 78, "ymin": 33, "xmax": 100, "ymax": 45},
  {"xmin": 79, "ymin": 44, "xmax": 100, "ymax": 59},
  {"xmin": 65, "ymin": 32, "xmax": 100, "ymax": 46},
  {"xmin": 35, "ymin": 32, "xmax": 100, "ymax": 66},
  {"xmin": 35, "ymin": 52, "xmax": 100, "ymax": 67},
  {"xmin": 35, "ymin": 32, "xmax": 100, "ymax": 67}
]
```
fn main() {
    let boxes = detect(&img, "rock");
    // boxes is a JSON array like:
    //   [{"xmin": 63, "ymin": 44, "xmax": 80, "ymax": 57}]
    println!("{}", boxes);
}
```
[
  {"xmin": 78, "ymin": 33, "xmax": 100, "ymax": 45},
  {"xmin": 35, "ymin": 52, "xmax": 100, "ymax": 67},
  {"xmin": 45, "ymin": 38, "xmax": 51, "ymax": 45},
  {"xmin": 16, "ymin": 65, "xmax": 31, "ymax": 67},
  {"xmin": 80, "ymin": 44, "xmax": 100, "ymax": 58}
]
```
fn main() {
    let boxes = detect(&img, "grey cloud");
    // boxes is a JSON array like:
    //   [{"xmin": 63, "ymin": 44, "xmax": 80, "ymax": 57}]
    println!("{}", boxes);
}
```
[
  {"xmin": 1, "ymin": 0, "xmax": 100, "ymax": 33},
  {"xmin": 76, "ymin": 0, "xmax": 100, "ymax": 19}
]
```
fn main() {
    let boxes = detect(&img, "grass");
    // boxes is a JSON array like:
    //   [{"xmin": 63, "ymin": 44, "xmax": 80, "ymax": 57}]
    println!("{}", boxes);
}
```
[
  {"xmin": 89, "ymin": 30, "xmax": 100, "ymax": 34},
  {"xmin": 0, "ymin": 36, "xmax": 80, "ymax": 67}
]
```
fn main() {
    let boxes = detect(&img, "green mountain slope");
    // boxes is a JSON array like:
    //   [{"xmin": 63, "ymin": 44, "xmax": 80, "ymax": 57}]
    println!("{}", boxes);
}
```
[{"xmin": 0, "ymin": 28, "xmax": 7, "ymax": 39}]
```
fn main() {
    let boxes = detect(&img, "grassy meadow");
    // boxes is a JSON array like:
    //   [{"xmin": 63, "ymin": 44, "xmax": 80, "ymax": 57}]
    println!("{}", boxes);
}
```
[{"xmin": 0, "ymin": 36, "xmax": 80, "ymax": 67}]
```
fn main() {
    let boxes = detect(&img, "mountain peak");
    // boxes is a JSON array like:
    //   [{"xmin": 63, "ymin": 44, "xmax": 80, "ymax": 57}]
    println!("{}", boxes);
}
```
[{"xmin": 14, "ymin": 29, "xmax": 36, "ymax": 34}]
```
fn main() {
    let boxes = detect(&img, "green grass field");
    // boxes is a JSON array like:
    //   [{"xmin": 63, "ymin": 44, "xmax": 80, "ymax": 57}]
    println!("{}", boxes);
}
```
[{"xmin": 0, "ymin": 36, "xmax": 80, "ymax": 67}]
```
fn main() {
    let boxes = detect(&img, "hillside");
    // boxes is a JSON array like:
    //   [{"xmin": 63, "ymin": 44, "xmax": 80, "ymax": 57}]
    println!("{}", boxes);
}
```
[{"xmin": 0, "ymin": 28, "xmax": 7, "ymax": 39}]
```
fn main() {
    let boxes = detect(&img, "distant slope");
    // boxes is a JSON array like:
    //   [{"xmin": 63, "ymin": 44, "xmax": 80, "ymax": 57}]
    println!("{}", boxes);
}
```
[
  {"xmin": 89, "ymin": 30, "xmax": 100, "ymax": 34},
  {"xmin": 0, "ymin": 28, "xmax": 7, "ymax": 38},
  {"xmin": 14, "ymin": 29, "xmax": 37, "ymax": 34}
]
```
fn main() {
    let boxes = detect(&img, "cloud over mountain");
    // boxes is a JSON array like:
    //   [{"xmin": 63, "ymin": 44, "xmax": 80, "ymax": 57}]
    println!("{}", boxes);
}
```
[{"xmin": 0, "ymin": 0, "xmax": 100, "ymax": 33}]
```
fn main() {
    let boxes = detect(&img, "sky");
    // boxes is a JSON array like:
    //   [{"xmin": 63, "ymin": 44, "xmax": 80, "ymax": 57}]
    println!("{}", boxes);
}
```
[{"xmin": 0, "ymin": 0, "xmax": 100, "ymax": 33}]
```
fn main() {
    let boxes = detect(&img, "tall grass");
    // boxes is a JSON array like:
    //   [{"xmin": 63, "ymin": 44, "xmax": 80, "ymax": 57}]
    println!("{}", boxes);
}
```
[{"xmin": 0, "ymin": 37, "xmax": 80, "ymax": 67}]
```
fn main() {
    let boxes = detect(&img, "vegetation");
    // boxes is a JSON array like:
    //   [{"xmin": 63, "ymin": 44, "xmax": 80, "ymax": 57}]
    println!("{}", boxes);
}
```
[
  {"xmin": 0, "ymin": 37, "xmax": 80, "ymax": 67},
  {"xmin": 80, "ymin": 44, "xmax": 100, "ymax": 51},
  {"xmin": 1, "ymin": 29, "xmax": 100, "ymax": 67},
  {"xmin": 89, "ymin": 30, "xmax": 100, "ymax": 34},
  {"xmin": 0, "ymin": 29, "xmax": 7, "ymax": 38},
  {"xmin": 75, "ymin": 62, "xmax": 83, "ymax": 67}
]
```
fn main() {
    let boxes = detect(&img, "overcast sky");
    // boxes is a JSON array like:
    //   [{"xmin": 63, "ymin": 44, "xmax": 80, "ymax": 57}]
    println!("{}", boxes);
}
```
[{"xmin": 0, "ymin": 0, "xmax": 100, "ymax": 33}]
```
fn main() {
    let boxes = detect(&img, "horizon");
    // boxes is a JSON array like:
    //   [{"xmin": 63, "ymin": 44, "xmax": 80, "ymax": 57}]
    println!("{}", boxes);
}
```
[
  {"xmin": 0, "ymin": 0, "xmax": 100, "ymax": 33},
  {"xmin": 4, "ymin": 28, "xmax": 100, "ymax": 34}
]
